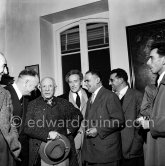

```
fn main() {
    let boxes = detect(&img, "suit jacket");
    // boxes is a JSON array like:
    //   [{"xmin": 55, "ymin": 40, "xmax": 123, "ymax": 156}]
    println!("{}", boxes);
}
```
[
  {"xmin": 120, "ymin": 88, "xmax": 144, "ymax": 159},
  {"xmin": 82, "ymin": 87, "xmax": 125, "ymax": 163},
  {"xmin": 59, "ymin": 88, "xmax": 90, "ymax": 149},
  {"xmin": 145, "ymin": 75, "xmax": 165, "ymax": 166},
  {"xmin": 0, "ymin": 86, "xmax": 21, "ymax": 166},
  {"xmin": 24, "ymin": 96, "xmax": 83, "ymax": 166},
  {"xmin": 5, "ymin": 85, "xmax": 29, "ymax": 166}
]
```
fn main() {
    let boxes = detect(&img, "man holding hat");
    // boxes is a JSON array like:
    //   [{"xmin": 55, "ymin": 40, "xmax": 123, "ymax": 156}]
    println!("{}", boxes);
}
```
[{"xmin": 24, "ymin": 77, "xmax": 83, "ymax": 166}]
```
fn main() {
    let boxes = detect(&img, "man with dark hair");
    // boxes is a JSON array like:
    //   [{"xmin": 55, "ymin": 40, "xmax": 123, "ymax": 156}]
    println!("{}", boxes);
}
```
[
  {"xmin": 138, "ymin": 41, "xmax": 165, "ymax": 166},
  {"xmin": 109, "ymin": 68, "xmax": 144, "ymax": 166},
  {"xmin": 5, "ymin": 69, "xmax": 39, "ymax": 166},
  {"xmin": 82, "ymin": 70, "xmax": 124, "ymax": 166},
  {"xmin": 59, "ymin": 69, "xmax": 90, "ymax": 166}
]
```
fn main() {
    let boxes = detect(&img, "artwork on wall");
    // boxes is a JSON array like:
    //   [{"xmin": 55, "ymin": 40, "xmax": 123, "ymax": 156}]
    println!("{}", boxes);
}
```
[
  {"xmin": 25, "ymin": 64, "xmax": 40, "ymax": 79},
  {"xmin": 126, "ymin": 19, "xmax": 165, "ymax": 93}
]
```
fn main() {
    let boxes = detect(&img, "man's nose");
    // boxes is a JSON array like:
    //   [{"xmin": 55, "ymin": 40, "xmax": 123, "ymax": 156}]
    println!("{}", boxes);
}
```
[{"xmin": 45, "ymin": 87, "xmax": 50, "ymax": 91}]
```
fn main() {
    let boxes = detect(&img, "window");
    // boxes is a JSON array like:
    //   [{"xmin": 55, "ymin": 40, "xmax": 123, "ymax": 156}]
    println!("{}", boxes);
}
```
[{"xmin": 60, "ymin": 20, "xmax": 111, "ymax": 93}]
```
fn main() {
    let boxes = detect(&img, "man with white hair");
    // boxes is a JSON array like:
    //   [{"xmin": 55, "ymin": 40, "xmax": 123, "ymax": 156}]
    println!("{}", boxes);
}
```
[
  {"xmin": 0, "ymin": 52, "xmax": 21, "ymax": 166},
  {"xmin": 24, "ymin": 77, "xmax": 83, "ymax": 166}
]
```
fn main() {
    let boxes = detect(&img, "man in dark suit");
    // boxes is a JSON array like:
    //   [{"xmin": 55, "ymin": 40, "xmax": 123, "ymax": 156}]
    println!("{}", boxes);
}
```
[
  {"xmin": 82, "ymin": 70, "xmax": 125, "ymax": 166},
  {"xmin": 59, "ymin": 69, "xmax": 90, "ymax": 166},
  {"xmin": 109, "ymin": 68, "xmax": 144, "ymax": 166},
  {"xmin": 5, "ymin": 69, "xmax": 39, "ymax": 166},
  {"xmin": 24, "ymin": 77, "xmax": 83, "ymax": 166}
]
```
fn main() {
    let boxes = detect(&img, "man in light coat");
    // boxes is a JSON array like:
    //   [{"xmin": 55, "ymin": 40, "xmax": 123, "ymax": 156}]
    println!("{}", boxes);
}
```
[
  {"xmin": 58, "ymin": 69, "xmax": 90, "ymax": 166},
  {"xmin": 139, "ymin": 41, "xmax": 165, "ymax": 166}
]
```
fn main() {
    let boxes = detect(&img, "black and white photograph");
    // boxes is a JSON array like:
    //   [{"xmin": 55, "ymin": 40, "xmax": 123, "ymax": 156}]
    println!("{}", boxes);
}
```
[{"xmin": 1, "ymin": 1, "xmax": 165, "ymax": 166}]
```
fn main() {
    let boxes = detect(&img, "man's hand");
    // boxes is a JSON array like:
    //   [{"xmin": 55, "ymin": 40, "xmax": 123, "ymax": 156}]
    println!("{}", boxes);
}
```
[
  {"xmin": 136, "ymin": 117, "xmax": 150, "ymax": 129},
  {"xmin": 48, "ymin": 131, "xmax": 59, "ymax": 140},
  {"xmin": 141, "ymin": 119, "xmax": 150, "ymax": 129},
  {"xmin": 86, "ymin": 128, "xmax": 97, "ymax": 137}
]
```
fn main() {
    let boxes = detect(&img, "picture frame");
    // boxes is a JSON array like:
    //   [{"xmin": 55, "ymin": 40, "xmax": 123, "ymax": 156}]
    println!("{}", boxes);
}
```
[
  {"xmin": 25, "ymin": 64, "xmax": 40, "ymax": 78},
  {"xmin": 126, "ymin": 19, "xmax": 165, "ymax": 93}
]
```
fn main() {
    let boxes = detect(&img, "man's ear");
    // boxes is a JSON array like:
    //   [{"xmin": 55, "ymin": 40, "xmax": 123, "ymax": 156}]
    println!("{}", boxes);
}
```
[
  {"xmin": 96, "ymin": 77, "xmax": 101, "ymax": 84},
  {"xmin": 162, "ymin": 56, "xmax": 165, "ymax": 65},
  {"xmin": 38, "ymin": 84, "xmax": 41, "ymax": 92}
]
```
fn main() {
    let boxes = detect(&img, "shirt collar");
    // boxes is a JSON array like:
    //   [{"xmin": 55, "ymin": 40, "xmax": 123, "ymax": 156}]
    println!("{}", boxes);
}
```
[
  {"xmin": 92, "ymin": 86, "xmax": 102, "ymax": 101},
  {"xmin": 12, "ymin": 82, "xmax": 23, "ymax": 100},
  {"xmin": 157, "ymin": 71, "xmax": 165, "ymax": 87},
  {"xmin": 118, "ymin": 86, "xmax": 128, "ymax": 99},
  {"xmin": 71, "ymin": 89, "xmax": 82, "ymax": 101}
]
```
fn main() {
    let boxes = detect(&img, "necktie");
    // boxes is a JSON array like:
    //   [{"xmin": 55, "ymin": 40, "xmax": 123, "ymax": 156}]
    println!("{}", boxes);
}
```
[
  {"xmin": 76, "ymin": 92, "xmax": 81, "ymax": 108},
  {"xmin": 90, "ymin": 93, "xmax": 95, "ymax": 104}
]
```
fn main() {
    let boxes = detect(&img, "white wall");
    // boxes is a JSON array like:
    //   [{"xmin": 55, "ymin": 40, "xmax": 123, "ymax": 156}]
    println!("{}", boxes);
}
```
[
  {"xmin": 5, "ymin": 0, "xmax": 99, "ymax": 78},
  {"xmin": 0, "ymin": 0, "xmax": 6, "ymax": 53},
  {"xmin": 4, "ymin": 0, "xmax": 165, "ymax": 83},
  {"xmin": 108, "ymin": 0, "xmax": 165, "ymax": 82}
]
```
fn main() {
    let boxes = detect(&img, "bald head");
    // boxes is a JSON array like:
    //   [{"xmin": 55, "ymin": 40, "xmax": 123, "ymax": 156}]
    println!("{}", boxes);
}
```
[
  {"xmin": 0, "ymin": 52, "xmax": 7, "ymax": 81},
  {"xmin": 39, "ymin": 77, "xmax": 57, "ymax": 99}
]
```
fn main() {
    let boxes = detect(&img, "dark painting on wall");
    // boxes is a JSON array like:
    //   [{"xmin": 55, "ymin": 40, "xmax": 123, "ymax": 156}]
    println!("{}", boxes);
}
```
[
  {"xmin": 25, "ymin": 64, "xmax": 40, "ymax": 79},
  {"xmin": 126, "ymin": 19, "xmax": 165, "ymax": 93}
]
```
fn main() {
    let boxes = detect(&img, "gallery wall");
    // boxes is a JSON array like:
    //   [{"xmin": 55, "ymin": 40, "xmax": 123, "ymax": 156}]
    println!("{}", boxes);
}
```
[{"xmin": 2, "ymin": 0, "xmax": 165, "ymax": 86}]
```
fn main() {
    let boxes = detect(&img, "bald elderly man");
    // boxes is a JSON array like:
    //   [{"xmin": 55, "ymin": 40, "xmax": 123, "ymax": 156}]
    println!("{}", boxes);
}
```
[
  {"xmin": 24, "ymin": 77, "xmax": 83, "ymax": 166},
  {"xmin": 0, "ymin": 52, "xmax": 21, "ymax": 166}
]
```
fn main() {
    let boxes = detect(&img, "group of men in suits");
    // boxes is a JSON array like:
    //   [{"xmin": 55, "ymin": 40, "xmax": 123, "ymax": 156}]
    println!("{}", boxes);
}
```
[
  {"xmin": 2, "ymin": 40, "xmax": 165, "ymax": 166},
  {"xmin": 59, "ymin": 69, "xmax": 144, "ymax": 166},
  {"xmin": 0, "ymin": 57, "xmax": 145, "ymax": 166}
]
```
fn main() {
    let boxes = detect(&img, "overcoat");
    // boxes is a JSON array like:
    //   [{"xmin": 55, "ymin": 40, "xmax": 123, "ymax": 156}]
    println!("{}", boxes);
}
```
[
  {"xmin": 24, "ymin": 96, "xmax": 83, "ymax": 166},
  {"xmin": 0, "ymin": 86, "xmax": 21, "ymax": 166},
  {"xmin": 145, "ymin": 75, "xmax": 165, "ymax": 166}
]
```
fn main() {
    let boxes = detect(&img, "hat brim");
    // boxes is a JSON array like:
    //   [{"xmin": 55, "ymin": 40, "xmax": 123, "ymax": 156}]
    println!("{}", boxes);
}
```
[{"xmin": 39, "ymin": 134, "xmax": 71, "ymax": 165}]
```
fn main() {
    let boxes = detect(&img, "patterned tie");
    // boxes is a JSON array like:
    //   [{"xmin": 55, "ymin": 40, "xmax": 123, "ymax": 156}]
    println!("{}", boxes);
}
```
[{"xmin": 76, "ymin": 92, "xmax": 81, "ymax": 108}]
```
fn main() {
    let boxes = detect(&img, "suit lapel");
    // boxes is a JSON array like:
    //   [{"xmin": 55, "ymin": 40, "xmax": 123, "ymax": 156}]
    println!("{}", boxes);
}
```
[
  {"xmin": 122, "ymin": 88, "xmax": 132, "ymax": 112},
  {"xmin": 69, "ymin": 91, "xmax": 76, "ymax": 107},
  {"xmin": 87, "ymin": 87, "xmax": 104, "ymax": 118}
]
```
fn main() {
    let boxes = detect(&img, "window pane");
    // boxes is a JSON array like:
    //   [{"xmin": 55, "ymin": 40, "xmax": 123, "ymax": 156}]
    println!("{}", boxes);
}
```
[
  {"xmin": 88, "ymin": 48, "xmax": 111, "ymax": 90},
  {"xmin": 87, "ymin": 23, "xmax": 109, "ymax": 50},
  {"xmin": 62, "ymin": 53, "xmax": 81, "ymax": 93},
  {"xmin": 60, "ymin": 26, "xmax": 80, "ymax": 54}
]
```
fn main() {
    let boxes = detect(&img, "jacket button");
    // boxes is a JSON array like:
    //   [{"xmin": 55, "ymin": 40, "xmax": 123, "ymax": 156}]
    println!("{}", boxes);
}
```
[{"xmin": 93, "ymin": 143, "xmax": 95, "ymax": 146}]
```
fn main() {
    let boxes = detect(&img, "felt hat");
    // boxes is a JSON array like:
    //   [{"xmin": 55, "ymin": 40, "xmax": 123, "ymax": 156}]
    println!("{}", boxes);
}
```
[{"xmin": 39, "ymin": 134, "xmax": 70, "ymax": 165}]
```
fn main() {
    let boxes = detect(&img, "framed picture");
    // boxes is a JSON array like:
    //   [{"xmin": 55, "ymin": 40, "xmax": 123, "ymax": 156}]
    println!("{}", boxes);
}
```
[
  {"xmin": 126, "ymin": 19, "xmax": 165, "ymax": 93},
  {"xmin": 25, "ymin": 64, "xmax": 40, "ymax": 78}
]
